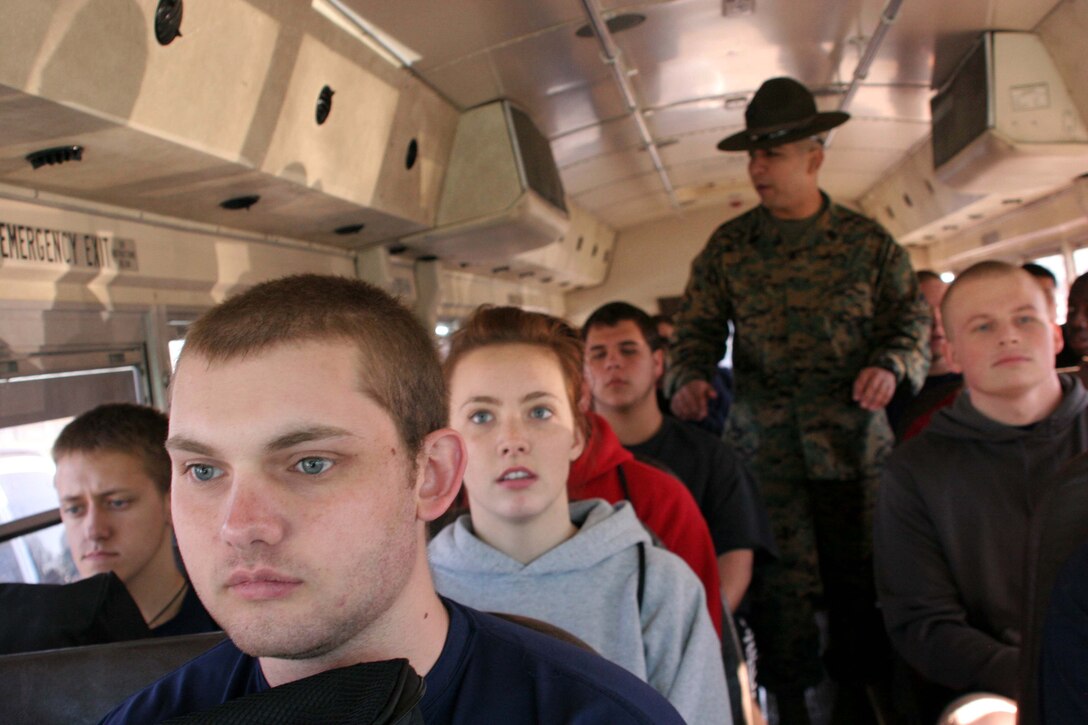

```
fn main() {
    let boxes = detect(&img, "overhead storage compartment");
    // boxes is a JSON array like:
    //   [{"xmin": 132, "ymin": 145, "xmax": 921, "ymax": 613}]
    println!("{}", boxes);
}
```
[
  {"xmin": 399, "ymin": 100, "xmax": 570, "ymax": 262},
  {"xmin": 0, "ymin": 1, "xmax": 458, "ymax": 249},
  {"xmin": 932, "ymin": 31, "xmax": 1088, "ymax": 194}
]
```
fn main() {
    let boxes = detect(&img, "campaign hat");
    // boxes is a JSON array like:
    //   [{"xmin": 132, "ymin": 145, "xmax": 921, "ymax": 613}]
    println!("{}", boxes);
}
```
[{"xmin": 717, "ymin": 77, "xmax": 849, "ymax": 151}]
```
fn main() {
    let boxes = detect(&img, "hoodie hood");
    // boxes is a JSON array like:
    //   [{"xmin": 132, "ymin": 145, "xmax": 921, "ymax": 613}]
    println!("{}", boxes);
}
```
[
  {"xmin": 568, "ymin": 412, "xmax": 632, "ymax": 493},
  {"xmin": 428, "ymin": 499, "xmax": 648, "ymax": 577},
  {"xmin": 927, "ymin": 373, "xmax": 1088, "ymax": 443}
]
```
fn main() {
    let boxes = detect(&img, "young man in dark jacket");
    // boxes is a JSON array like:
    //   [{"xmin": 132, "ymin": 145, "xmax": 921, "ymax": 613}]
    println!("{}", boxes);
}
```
[{"xmin": 875, "ymin": 261, "xmax": 1088, "ymax": 712}]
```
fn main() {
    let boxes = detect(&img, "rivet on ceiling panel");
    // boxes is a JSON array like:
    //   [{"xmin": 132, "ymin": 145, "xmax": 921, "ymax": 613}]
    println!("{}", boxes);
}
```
[
  {"xmin": 316, "ymin": 86, "xmax": 335, "ymax": 125},
  {"xmin": 154, "ymin": 0, "xmax": 184, "ymax": 46}
]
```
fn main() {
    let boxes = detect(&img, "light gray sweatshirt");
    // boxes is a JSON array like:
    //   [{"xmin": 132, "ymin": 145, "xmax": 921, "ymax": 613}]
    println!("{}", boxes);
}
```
[{"xmin": 428, "ymin": 499, "xmax": 732, "ymax": 724}]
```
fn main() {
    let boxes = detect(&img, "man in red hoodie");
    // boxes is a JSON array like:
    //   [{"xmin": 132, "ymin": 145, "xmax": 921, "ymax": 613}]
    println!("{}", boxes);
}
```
[{"xmin": 568, "ymin": 411, "xmax": 723, "ymax": 635}]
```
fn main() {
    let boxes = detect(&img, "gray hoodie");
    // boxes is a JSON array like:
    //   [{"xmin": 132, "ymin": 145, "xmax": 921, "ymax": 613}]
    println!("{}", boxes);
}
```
[
  {"xmin": 876, "ymin": 374, "xmax": 1088, "ymax": 697},
  {"xmin": 428, "ymin": 499, "xmax": 731, "ymax": 724}
]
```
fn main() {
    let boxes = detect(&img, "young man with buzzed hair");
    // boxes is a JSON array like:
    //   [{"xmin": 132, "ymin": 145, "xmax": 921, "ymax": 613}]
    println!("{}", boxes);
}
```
[
  {"xmin": 101, "ymin": 274, "xmax": 682, "ymax": 724},
  {"xmin": 875, "ymin": 261, "xmax": 1088, "ymax": 713},
  {"xmin": 1022, "ymin": 262, "xmax": 1058, "ymax": 313},
  {"xmin": 53, "ymin": 403, "xmax": 217, "ymax": 636},
  {"xmin": 582, "ymin": 301, "xmax": 775, "ymax": 614}
]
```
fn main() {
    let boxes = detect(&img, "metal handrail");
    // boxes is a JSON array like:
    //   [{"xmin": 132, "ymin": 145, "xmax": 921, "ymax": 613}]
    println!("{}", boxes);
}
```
[{"xmin": 0, "ymin": 508, "xmax": 61, "ymax": 545}]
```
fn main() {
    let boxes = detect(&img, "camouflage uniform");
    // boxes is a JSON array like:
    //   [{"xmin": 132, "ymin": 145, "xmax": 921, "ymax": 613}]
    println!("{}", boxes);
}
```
[{"xmin": 666, "ymin": 194, "xmax": 931, "ymax": 693}]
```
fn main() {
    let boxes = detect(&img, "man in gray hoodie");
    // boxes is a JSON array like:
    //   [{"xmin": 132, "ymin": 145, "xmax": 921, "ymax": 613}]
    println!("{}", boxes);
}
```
[{"xmin": 875, "ymin": 261, "xmax": 1088, "ymax": 713}]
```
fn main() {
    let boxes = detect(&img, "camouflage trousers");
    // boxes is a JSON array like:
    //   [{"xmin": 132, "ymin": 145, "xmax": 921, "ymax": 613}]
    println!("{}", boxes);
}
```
[{"xmin": 747, "ymin": 475, "xmax": 892, "ymax": 691}]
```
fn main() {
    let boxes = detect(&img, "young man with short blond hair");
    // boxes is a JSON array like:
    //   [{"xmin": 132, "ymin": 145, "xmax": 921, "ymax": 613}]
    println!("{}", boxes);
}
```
[
  {"xmin": 53, "ymin": 403, "xmax": 217, "ymax": 636},
  {"xmin": 876, "ymin": 261, "xmax": 1088, "ymax": 710}
]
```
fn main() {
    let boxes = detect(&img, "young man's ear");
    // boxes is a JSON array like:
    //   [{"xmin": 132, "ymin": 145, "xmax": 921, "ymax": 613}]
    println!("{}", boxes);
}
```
[
  {"xmin": 942, "ymin": 337, "xmax": 962, "ymax": 374},
  {"xmin": 569, "ymin": 420, "xmax": 586, "ymax": 463},
  {"xmin": 1052, "ymin": 321, "xmax": 1065, "ymax": 356},
  {"xmin": 163, "ymin": 489, "xmax": 173, "ymax": 526},
  {"xmin": 414, "ymin": 429, "xmax": 467, "ymax": 522},
  {"xmin": 807, "ymin": 145, "xmax": 824, "ymax": 175},
  {"xmin": 578, "ymin": 379, "xmax": 593, "ymax": 414},
  {"xmin": 651, "ymin": 348, "xmax": 665, "ymax": 381}
]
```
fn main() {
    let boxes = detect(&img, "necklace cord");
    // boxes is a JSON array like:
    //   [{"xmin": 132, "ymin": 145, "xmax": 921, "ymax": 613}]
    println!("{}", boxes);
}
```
[{"xmin": 147, "ymin": 580, "xmax": 188, "ymax": 628}]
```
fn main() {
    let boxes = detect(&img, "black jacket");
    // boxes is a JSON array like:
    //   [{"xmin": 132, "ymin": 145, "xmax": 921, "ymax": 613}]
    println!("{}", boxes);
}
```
[{"xmin": 875, "ymin": 375, "xmax": 1088, "ymax": 696}]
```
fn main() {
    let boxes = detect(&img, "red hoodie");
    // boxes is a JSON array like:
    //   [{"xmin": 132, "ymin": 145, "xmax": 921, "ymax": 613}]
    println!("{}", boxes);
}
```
[{"xmin": 568, "ymin": 412, "xmax": 724, "ymax": 636}]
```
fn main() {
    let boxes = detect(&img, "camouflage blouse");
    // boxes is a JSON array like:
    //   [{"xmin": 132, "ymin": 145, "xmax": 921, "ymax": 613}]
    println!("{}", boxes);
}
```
[{"xmin": 666, "ymin": 195, "xmax": 932, "ymax": 480}]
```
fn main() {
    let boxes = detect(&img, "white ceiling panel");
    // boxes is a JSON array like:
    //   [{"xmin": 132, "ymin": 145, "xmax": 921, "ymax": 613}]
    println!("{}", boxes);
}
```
[
  {"xmin": 552, "ymin": 116, "xmax": 646, "ymax": 168},
  {"xmin": 335, "ymin": 0, "xmax": 1069, "ymax": 233},
  {"xmin": 830, "ymin": 118, "xmax": 931, "ymax": 154}
]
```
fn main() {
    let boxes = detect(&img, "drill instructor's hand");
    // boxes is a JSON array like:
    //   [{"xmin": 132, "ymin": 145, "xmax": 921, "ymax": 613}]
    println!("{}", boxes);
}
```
[
  {"xmin": 853, "ymin": 367, "xmax": 896, "ymax": 411},
  {"xmin": 671, "ymin": 379, "xmax": 717, "ymax": 421}
]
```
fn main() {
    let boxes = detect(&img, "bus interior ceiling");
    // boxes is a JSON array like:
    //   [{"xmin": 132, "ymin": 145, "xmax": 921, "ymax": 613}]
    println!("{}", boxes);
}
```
[{"xmin": 0, "ymin": 0, "xmax": 1087, "ymax": 350}]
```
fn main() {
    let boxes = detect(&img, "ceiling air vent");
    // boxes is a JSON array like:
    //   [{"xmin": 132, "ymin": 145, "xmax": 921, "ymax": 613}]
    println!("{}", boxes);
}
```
[
  {"xmin": 219, "ymin": 195, "xmax": 260, "ymax": 211},
  {"xmin": 933, "ymin": 32, "xmax": 1088, "ymax": 193},
  {"xmin": 26, "ymin": 145, "xmax": 84, "ymax": 170},
  {"xmin": 399, "ymin": 100, "xmax": 568, "ymax": 263}
]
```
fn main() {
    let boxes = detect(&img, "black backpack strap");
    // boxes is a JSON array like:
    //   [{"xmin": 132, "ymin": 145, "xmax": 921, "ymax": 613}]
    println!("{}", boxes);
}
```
[
  {"xmin": 619, "ymin": 463, "xmax": 649, "ymax": 614},
  {"xmin": 616, "ymin": 462, "xmax": 632, "ymax": 501},
  {"xmin": 636, "ymin": 541, "xmax": 646, "ymax": 611}
]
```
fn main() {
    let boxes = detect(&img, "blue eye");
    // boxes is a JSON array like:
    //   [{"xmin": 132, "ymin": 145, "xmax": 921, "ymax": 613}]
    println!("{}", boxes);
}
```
[
  {"xmin": 528, "ymin": 406, "xmax": 553, "ymax": 420},
  {"xmin": 106, "ymin": 498, "xmax": 132, "ymax": 510},
  {"xmin": 61, "ymin": 504, "xmax": 85, "ymax": 517},
  {"xmin": 469, "ymin": 410, "xmax": 494, "ymax": 424},
  {"xmin": 294, "ymin": 457, "xmax": 332, "ymax": 475},
  {"xmin": 188, "ymin": 463, "xmax": 221, "ymax": 482}
]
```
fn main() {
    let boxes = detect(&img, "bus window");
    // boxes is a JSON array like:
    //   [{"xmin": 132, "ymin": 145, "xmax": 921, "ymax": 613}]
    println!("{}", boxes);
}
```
[
  {"xmin": 0, "ymin": 426, "xmax": 75, "ymax": 584},
  {"xmin": 1073, "ymin": 247, "xmax": 1088, "ymax": 278},
  {"xmin": 168, "ymin": 339, "xmax": 186, "ymax": 372},
  {"xmin": 1029, "ymin": 254, "xmax": 1067, "ymax": 323}
]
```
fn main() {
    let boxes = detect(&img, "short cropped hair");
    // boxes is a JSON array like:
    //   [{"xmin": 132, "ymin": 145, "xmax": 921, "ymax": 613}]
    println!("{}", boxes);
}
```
[
  {"xmin": 1070, "ymin": 271, "xmax": 1088, "ymax": 303},
  {"xmin": 444, "ymin": 306, "xmax": 589, "ymax": 440},
  {"xmin": 52, "ymin": 404, "xmax": 171, "ymax": 495},
  {"xmin": 1022, "ymin": 263, "xmax": 1057, "ymax": 286},
  {"xmin": 581, "ymin": 301, "xmax": 663, "ymax": 352},
  {"xmin": 941, "ymin": 261, "xmax": 1045, "ymax": 336},
  {"xmin": 179, "ymin": 274, "xmax": 446, "ymax": 456},
  {"xmin": 1022, "ymin": 262, "xmax": 1059, "ymax": 312}
]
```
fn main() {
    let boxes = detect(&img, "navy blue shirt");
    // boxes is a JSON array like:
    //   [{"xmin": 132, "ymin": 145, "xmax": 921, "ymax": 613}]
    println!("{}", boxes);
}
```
[
  {"xmin": 1041, "ymin": 540, "xmax": 1088, "ymax": 724},
  {"xmin": 150, "ymin": 586, "xmax": 219, "ymax": 639},
  {"xmin": 99, "ymin": 597, "xmax": 682, "ymax": 724},
  {"xmin": 629, "ymin": 415, "xmax": 776, "ymax": 561}
]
